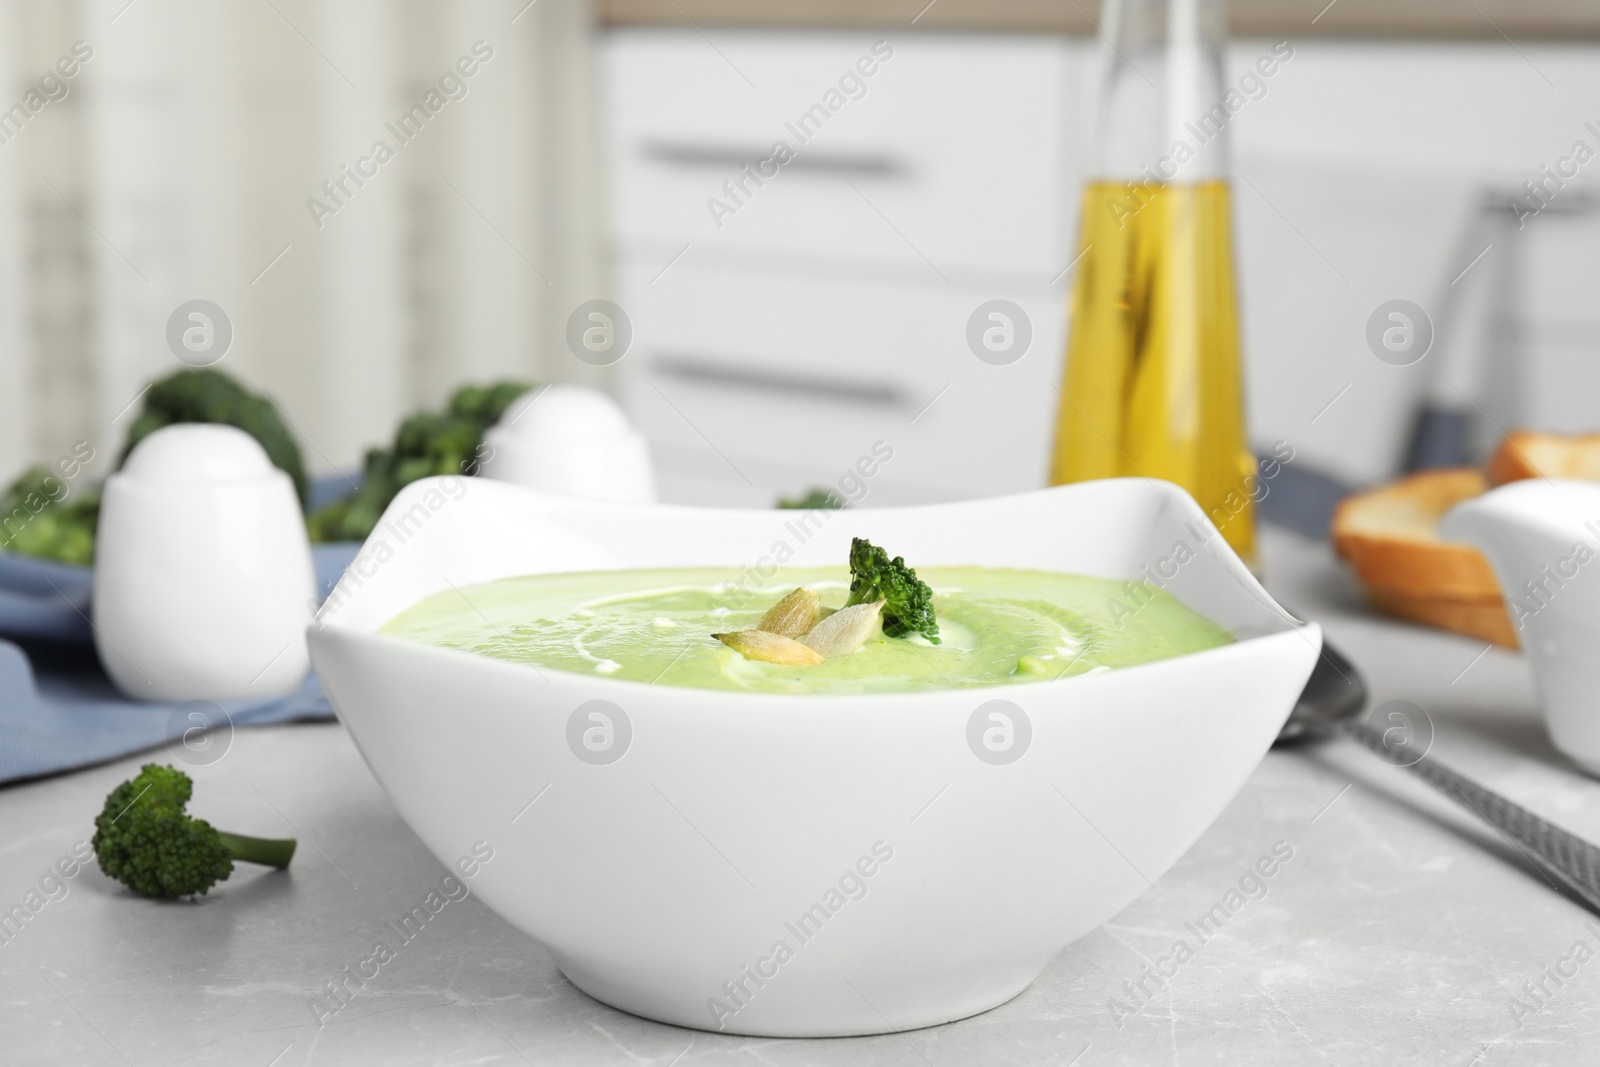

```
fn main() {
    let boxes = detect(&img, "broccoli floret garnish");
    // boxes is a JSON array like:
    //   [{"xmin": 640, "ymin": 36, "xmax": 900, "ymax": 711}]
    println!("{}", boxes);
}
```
[
  {"xmin": 92, "ymin": 764, "xmax": 296, "ymax": 899},
  {"xmin": 306, "ymin": 380, "xmax": 534, "ymax": 542},
  {"xmin": 844, "ymin": 537, "xmax": 939, "ymax": 643},
  {"xmin": 121, "ymin": 368, "xmax": 309, "ymax": 506}
]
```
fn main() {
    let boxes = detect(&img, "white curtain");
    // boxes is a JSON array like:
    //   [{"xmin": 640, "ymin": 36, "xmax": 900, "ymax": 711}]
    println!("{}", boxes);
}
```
[{"xmin": 0, "ymin": 0, "xmax": 610, "ymax": 483}]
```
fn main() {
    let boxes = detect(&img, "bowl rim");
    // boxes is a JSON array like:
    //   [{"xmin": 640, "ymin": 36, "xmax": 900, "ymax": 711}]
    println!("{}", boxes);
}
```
[{"xmin": 309, "ymin": 476, "xmax": 1314, "ymax": 706}]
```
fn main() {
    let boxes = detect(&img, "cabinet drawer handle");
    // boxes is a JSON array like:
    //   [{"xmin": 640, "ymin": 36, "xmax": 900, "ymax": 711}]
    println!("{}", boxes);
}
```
[
  {"xmin": 653, "ymin": 354, "xmax": 905, "ymax": 407},
  {"xmin": 640, "ymin": 141, "xmax": 904, "ymax": 177}
]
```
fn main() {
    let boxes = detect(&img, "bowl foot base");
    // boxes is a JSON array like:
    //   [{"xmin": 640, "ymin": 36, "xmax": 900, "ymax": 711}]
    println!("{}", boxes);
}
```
[{"xmin": 556, "ymin": 960, "xmax": 1041, "ymax": 1038}]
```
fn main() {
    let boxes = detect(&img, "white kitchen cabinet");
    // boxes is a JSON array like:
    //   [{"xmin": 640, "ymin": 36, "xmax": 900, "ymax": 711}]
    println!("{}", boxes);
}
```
[
  {"xmin": 602, "ymin": 30, "xmax": 1600, "ymax": 507},
  {"xmin": 603, "ymin": 30, "xmax": 1086, "ymax": 506},
  {"xmin": 607, "ymin": 33, "xmax": 1077, "ymax": 277}
]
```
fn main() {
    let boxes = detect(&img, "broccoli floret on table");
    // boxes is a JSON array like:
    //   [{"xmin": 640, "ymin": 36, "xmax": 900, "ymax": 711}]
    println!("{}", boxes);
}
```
[{"xmin": 92, "ymin": 764, "xmax": 296, "ymax": 899}]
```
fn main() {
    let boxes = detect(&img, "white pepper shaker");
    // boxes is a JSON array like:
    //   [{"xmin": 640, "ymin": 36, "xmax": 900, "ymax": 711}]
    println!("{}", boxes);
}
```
[
  {"xmin": 94, "ymin": 423, "xmax": 315, "ymax": 700},
  {"xmin": 479, "ymin": 384, "xmax": 656, "ymax": 503}
]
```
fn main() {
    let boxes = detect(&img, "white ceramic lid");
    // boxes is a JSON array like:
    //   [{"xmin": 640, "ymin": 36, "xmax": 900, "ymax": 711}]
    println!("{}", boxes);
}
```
[{"xmin": 120, "ymin": 423, "xmax": 278, "ymax": 483}]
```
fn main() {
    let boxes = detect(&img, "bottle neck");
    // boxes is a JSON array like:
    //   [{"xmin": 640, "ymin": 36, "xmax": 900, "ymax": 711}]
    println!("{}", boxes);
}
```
[{"xmin": 1091, "ymin": 0, "xmax": 1230, "ymax": 184}]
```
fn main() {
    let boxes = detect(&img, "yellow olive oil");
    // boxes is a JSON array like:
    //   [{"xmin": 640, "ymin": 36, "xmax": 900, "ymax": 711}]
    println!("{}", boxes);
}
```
[{"xmin": 1049, "ymin": 179, "xmax": 1256, "ymax": 564}]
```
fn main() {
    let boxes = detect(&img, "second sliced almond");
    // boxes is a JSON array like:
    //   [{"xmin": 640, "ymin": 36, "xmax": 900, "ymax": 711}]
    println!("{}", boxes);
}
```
[{"xmin": 801, "ymin": 599, "xmax": 884, "ymax": 658}]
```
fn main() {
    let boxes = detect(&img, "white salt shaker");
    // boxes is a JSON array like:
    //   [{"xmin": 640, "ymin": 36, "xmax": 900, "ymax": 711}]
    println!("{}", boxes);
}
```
[
  {"xmin": 93, "ymin": 423, "xmax": 315, "ymax": 701},
  {"xmin": 479, "ymin": 384, "xmax": 656, "ymax": 503}
]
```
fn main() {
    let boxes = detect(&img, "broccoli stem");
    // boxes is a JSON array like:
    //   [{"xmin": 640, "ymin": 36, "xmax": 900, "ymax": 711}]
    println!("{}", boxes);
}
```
[{"xmin": 216, "ymin": 832, "xmax": 297, "ymax": 870}]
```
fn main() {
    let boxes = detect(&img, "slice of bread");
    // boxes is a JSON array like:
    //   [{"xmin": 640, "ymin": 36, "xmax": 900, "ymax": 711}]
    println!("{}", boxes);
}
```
[
  {"xmin": 1330, "ymin": 468, "xmax": 1502, "ymax": 602},
  {"xmin": 1365, "ymin": 590, "xmax": 1518, "ymax": 648},
  {"xmin": 1487, "ymin": 430, "xmax": 1600, "ymax": 486}
]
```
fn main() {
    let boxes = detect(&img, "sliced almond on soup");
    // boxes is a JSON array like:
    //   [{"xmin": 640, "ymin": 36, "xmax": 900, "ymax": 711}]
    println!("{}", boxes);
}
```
[
  {"xmin": 713, "ymin": 629, "xmax": 825, "ymax": 666},
  {"xmin": 755, "ymin": 587, "xmax": 821, "ymax": 639},
  {"xmin": 801, "ymin": 599, "xmax": 884, "ymax": 658}
]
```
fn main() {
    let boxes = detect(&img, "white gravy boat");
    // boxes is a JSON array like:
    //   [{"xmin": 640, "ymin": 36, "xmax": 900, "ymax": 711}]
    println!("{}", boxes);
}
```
[{"xmin": 1441, "ymin": 479, "xmax": 1600, "ymax": 773}]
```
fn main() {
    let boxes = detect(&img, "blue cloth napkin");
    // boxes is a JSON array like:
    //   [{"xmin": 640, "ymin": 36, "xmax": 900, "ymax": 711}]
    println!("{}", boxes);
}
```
[
  {"xmin": 0, "ymin": 552, "xmax": 94, "ymax": 644},
  {"xmin": 0, "ymin": 639, "xmax": 335, "ymax": 784},
  {"xmin": 0, "ymin": 542, "xmax": 359, "ymax": 785}
]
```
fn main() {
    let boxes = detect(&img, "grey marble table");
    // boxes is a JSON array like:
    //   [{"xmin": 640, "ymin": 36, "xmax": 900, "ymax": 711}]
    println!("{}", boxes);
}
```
[{"xmin": 5, "ymin": 526, "xmax": 1598, "ymax": 1066}]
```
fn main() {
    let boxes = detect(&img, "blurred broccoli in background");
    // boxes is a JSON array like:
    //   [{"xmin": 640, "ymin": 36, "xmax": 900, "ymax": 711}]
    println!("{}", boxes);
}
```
[
  {"xmin": 777, "ymin": 488, "xmax": 845, "ymax": 511},
  {"xmin": 306, "ymin": 381, "xmax": 532, "ymax": 542},
  {"xmin": 0, "ymin": 467, "xmax": 100, "ymax": 566},
  {"xmin": 0, "ymin": 370, "xmax": 532, "ymax": 561},
  {"xmin": 447, "ymin": 381, "xmax": 533, "ymax": 430},
  {"xmin": 1, "ymin": 367, "xmax": 305, "ymax": 566},
  {"xmin": 121, "ymin": 368, "xmax": 308, "ymax": 505}
]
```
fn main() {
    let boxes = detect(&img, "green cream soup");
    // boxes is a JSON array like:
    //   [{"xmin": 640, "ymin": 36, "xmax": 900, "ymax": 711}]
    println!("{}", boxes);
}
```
[{"xmin": 379, "ymin": 567, "xmax": 1234, "ymax": 695}]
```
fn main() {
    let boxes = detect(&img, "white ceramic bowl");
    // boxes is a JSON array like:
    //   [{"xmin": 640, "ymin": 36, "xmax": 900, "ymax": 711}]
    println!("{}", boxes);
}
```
[{"xmin": 309, "ymin": 476, "xmax": 1319, "ymax": 1037}]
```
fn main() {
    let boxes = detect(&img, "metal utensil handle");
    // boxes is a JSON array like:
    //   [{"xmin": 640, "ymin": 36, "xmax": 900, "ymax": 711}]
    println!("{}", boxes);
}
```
[{"xmin": 1346, "ymin": 723, "xmax": 1600, "ymax": 914}]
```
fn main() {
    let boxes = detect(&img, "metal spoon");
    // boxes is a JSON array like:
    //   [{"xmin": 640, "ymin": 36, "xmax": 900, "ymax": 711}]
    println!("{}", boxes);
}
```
[{"xmin": 1280, "ymin": 641, "xmax": 1600, "ymax": 915}]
